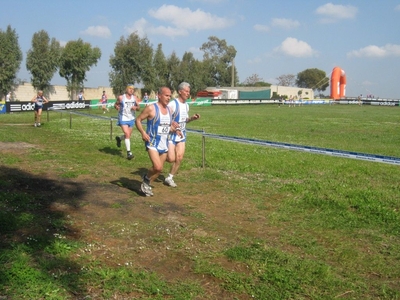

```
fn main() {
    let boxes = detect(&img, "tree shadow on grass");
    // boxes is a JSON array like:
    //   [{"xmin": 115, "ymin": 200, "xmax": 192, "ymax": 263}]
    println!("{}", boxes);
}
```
[{"xmin": 0, "ymin": 166, "xmax": 88, "ymax": 298}]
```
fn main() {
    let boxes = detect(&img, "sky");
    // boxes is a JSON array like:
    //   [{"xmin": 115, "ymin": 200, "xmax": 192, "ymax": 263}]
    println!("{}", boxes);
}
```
[{"xmin": 1, "ymin": 0, "xmax": 400, "ymax": 99}]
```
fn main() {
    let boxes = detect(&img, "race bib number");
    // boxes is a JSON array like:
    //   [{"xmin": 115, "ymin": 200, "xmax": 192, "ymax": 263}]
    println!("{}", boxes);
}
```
[
  {"xmin": 158, "ymin": 125, "xmax": 170, "ymax": 135},
  {"xmin": 179, "ymin": 122, "xmax": 186, "ymax": 130}
]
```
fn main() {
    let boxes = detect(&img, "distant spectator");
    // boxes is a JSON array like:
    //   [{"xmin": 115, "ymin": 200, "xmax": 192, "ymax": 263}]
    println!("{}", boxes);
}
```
[
  {"xmin": 31, "ymin": 90, "xmax": 49, "ymax": 127},
  {"xmin": 289, "ymin": 96, "xmax": 294, "ymax": 107},
  {"xmin": 143, "ymin": 92, "xmax": 149, "ymax": 105},
  {"xmin": 5, "ymin": 92, "xmax": 11, "ymax": 102},
  {"xmin": 101, "ymin": 90, "xmax": 109, "ymax": 113},
  {"xmin": 77, "ymin": 90, "xmax": 85, "ymax": 102}
]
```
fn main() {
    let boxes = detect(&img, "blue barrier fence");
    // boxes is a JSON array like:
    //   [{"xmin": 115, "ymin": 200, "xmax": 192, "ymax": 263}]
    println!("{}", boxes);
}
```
[{"xmin": 186, "ymin": 129, "xmax": 400, "ymax": 166}]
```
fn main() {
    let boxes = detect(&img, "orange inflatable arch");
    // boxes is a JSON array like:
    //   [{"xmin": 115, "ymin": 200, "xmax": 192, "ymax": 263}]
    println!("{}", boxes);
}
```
[{"xmin": 330, "ymin": 67, "xmax": 346, "ymax": 100}]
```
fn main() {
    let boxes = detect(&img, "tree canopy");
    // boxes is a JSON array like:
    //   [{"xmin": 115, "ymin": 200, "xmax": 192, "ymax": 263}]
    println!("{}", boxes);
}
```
[
  {"xmin": 0, "ymin": 25, "xmax": 22, "ymax": 99},
  {"xmin": 179, "ymin": 52, "xmax": 204, "ymax": 98},
  {"xmin": 276, "ymin": 74, "xmax": 296, "ymax": 87},
  {"xmin": 108, "ymin": 34, "xmax": 238, "ymax": 97},
  {"xmin": 166, "ymin": 51, "xmax": 181, "ymax": 92},
  {"xmin": 59, "ymin": 38, "xmax": 101, "ymax": 99},
  {"xmin": 26, "ymin": 30, "xmax": 61, "ymax": 94},
  {"xmin": 296, "ymin": 68, "xmax": 329, "ymax": 92},
  {"xmin": 200, "ymin": 36, "xmax": 238, "ymax": 87},
  {"xmin": 241, "ymin": 74, "xmax": 271, "ymax": 87},
  {"xmin": 109, "ymin": 32, "xmax": 153, "ymax": 97},
  {"xmin": 152, "ymin": 43, "xmax": 168, "ymax": 92}
]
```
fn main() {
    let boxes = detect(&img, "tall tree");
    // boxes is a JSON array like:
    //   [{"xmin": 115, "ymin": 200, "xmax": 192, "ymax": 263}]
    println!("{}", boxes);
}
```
[
  {"xmin": 26, "ymin": 30, "xmax": 61, "ymax": 94},
  {"xmin": 200, "ymin": 36, "xmax": 237, "ymax": 87},
  {"xmin": 296, "ymin": 68, "xmax": 329, "ymax": 92},
  {"xmin": 0, "ymin": 25, "xmax": 23, "ymax": 99},
  {"xmin": 59, "ymin": 38, "xmax": 101, "ymax": 100},
  {"xmin": 152, "ymin": 43, "xmax": 168, "ymax": 91},
  {"xmin": 178, "ymin": 52, "xmax": 205, "ymax": 98},
  {"xmin": 109, "ymin": 32, "xmax": 153, "ymax": 97},
  {"xmin": 166, "ymin": 51, "xmax": 181, "ymax": 91},
  {"xmin": 276, "ymin": 74, "xmax": 296, "ymax": 87},
  {"xmin": 139, "ymin": 39, "xmax": 155, "ymax": 94}
]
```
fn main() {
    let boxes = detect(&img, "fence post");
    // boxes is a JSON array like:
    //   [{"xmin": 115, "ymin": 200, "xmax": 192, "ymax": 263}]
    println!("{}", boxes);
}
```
[
  {"xmin": 110, "ymin": 118, "xmax": 113, "ymax": 141},
  {"xmin": 202, "ymin": 129, "xmax": 205, "ymax": 169}
]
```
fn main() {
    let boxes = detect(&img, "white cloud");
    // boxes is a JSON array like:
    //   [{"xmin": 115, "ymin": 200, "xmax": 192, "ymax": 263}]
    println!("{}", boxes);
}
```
[
  {"xmin": 271, "ymin": 18, "xmax": 300, "ymax": 29},
  {"xmin": 191, "ymin": 0, "xmax": 227, "ymax": 3},
  {"xmin": 125, "ymin": 18, "xmax": 147, "ymax": 37},
  {"xmin": 274, "ymin": 37, "xmax": 317, "ymax": 57},
  {"xmin": 247, "ymin": 56, "xmax": 263, "ymax": 64},
  {"xmin": 149, "ymin": 5, "xmax": 234, "ymax": 31},
  {"xmin": 396, "ymin": 4, "xmax": 400, "ymax": 11},
  {"xmin": 254, "ymin": 18, "xmax": 299, "ymax": 33},
  {"xmin": 125, "ymin": 18, "xmax": 188, "ymax": 38},
  {"xmin": 80, "ymin": 25, "xmax": 111, "ymax": 38},
  {"xmin": 126, "ymin": 5, "xmax": 234, "ymax": 38},
  {"xmin": 188, "ymin": 46, "xmax": 201, "ymax": 54},
  {"xmin": 254, "ymin": 24, "xmax": 270, "ymax": 32},
  {"xmin": 316, "ymin": 3, "xmax": 358, "ymax": 23},
  {"xmin": 347, "ymin": 44, "xmax": 400, "ymax": 58}
]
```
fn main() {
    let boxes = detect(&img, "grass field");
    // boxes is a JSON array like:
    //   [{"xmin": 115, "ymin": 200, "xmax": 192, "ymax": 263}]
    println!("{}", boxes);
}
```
[{"xmin": 0, "ymin": 104, "xmax": 399, "ymax": 299}]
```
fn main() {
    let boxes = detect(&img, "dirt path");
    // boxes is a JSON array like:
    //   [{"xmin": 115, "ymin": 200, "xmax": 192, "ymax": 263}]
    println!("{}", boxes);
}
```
[{"xmin": 1, "ymin": 141, "xmax": 272, "ymax": 299}]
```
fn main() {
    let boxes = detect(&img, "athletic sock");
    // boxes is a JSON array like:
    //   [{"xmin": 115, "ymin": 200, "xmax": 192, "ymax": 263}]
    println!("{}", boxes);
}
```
[{"xmin": 124, "ymin": 138, "xmax": 130, "ymax": 152}]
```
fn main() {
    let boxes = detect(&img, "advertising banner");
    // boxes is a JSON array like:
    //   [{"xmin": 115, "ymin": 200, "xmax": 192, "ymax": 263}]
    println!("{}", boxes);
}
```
[
  {"xmin": 0, "ymin": 102, "xmax": 6, "ymax": 114},
  {"xmin": 4, "ymin": 101, "xmax": 91, "ymax": 113}
]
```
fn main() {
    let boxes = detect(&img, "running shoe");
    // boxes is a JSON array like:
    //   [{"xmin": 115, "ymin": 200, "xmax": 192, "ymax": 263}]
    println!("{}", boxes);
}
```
[
  {"xmin": 164, "ymin": 177, "xmax": 177, "ymax": 188},
  {"xmin": 141, "ymin": 182, "xmax": 153, "ymax": 196},
  {"xmin": 115, "ymin": 136, "xmax": 121, "ymax": 148},
  {"xmin": 127, "ymin": 152, "xmax": 134, "ymax": 160}
]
